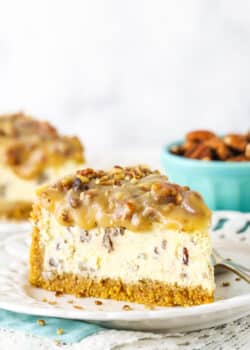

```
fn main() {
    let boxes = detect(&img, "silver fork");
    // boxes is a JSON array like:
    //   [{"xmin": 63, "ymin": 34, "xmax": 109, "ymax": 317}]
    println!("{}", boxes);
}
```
[{"xmin": 212, "ymin": 248, "xmax": 250, "ymax": 283}]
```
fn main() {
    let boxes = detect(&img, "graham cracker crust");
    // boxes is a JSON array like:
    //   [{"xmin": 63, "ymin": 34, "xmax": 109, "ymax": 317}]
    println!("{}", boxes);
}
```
[
  {"xmin": 29, "ymin": 224, "xmax": 214, "ymax": 307},
  {"xmin": 31, "ymin": 273, "xmax": 214, "ymax": 307}
]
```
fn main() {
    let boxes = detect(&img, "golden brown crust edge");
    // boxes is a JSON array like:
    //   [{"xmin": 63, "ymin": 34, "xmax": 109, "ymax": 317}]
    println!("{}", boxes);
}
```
[
  {"xmin": 29, "ymin": 208, "xmax": 214, "ymax": 307},
  {"xmin": 30, "ymin": 273, "xmax": 214, "ymax": 307}
]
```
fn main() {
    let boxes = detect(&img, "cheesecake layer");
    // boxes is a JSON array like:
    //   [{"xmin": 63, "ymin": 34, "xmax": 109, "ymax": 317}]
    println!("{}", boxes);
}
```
[
  {"xmin": 30, "ymin": 208, "xmax": 215, "ymax": 305},
  {"xmin": 37, "ymin": 209, "xmax": 214, "ymax": 292}
]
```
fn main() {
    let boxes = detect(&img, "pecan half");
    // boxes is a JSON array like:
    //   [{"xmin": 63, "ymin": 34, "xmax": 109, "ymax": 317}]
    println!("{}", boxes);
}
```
[
  {"xmin": 245, "ymin": 143, "xmax": 250, "ymax": 158},
  {"xmin": 204, "ymin": 137, "xmax": 230, "ymax": 160},
  {"xmin": 171, "ymin": 130, "xmax": 250, "ymax": 162},
  {"xmin": 184, "ymin": 143, "xmax": 212, "ymax": 160},
  {"xmin": 227, "ymin": 155, "xmax": 248, "ymax": 162},
  {"xmin": 224, "ymin": 134, "xmax": 247, "ymax": 152},
  {"xmin": 186, "ymin": 130, "xmax": 215, "ymax": 142}
]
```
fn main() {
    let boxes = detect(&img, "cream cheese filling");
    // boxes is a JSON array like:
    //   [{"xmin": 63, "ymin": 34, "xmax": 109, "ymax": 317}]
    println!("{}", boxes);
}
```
[
  {"xmin": 0, "ymin": 162, "xmax": 83, "ymax": 202},
  {"xmin": 38, "ymin": 209, "xmax": 215, "ymax": 292}
]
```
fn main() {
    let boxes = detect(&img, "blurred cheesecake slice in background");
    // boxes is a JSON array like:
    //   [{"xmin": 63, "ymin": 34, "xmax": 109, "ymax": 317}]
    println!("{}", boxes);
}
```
[
  {"xmin": 30, "ymin": 165, "xmax": 215, "ymax": 307},
  {"xmin": 0, "ymin": 112, "xmax": 85, "ymax": 220}
]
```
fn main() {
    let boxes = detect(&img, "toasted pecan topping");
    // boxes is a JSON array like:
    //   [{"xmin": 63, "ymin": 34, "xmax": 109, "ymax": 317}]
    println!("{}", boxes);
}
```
[
  {"xmin": 122, "ymin": 304, "xmax": 133, "ymax": 311},
  {"xmin": 37, "ymin": 319, "xmax": 46, "ymax": 326},
  {"xmin": 34, "ymin": 166, "xmax": 211, "ymax": 233},
  {"xmin": 171, "ymin": 130, "xmax": 250, "ymax": 161},
  {"xmin": 0, "ymin": 112, "xmax": 84, "ymax": 179},
  {"xmin": 56, "ymin": 328, "xmax": 64, "ymax": 335}
]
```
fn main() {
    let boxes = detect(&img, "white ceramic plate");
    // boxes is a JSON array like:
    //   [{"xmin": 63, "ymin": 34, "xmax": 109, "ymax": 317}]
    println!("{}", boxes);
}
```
[
  {"xmin": 0, "ymin": 221, "xmax": 30, "ymax": 235},
  {"xmin": 0, "ymin": 211, "xmax": 249, "ymax": 332}
]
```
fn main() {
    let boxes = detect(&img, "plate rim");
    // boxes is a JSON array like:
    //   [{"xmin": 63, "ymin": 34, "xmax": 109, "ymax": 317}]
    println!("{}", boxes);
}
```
[{"xmin": 0, "ymin": 293, "xmax": 250, "ymax": 322}]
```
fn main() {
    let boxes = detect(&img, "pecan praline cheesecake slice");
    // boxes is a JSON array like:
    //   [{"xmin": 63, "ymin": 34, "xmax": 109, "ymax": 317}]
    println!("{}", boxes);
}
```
[
  {"xmin": 30, "ymin": 166, "xmax": 215, "ymax": 306},
  {"xmin": 0, "ymin": 112, "xmax": 85, "ymax": 220}
]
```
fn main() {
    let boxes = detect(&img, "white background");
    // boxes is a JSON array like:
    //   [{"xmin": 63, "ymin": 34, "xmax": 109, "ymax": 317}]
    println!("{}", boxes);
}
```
[{"xmin": 0, "ymin": 0, "xmax": 249, "ymax": 156}]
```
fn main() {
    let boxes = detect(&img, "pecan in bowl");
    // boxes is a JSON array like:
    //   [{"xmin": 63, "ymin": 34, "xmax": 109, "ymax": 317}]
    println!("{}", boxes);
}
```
[
  {"xmin": 162, "ymin": 130, "xmax": 250, "ymax": 212},
  {"xmin": 169, "ymin": 130, "xmax": 250, "ymax": 162}
]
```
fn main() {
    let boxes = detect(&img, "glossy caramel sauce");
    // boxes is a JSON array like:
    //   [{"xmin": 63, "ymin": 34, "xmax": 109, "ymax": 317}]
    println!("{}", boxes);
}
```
[
  {"xmin": 0, "ymin": 113, "xmax": 84, "ymax": 179},
  {"xmin": 36, "ymin": 166, "xmax": 211, "ymax": 233}
]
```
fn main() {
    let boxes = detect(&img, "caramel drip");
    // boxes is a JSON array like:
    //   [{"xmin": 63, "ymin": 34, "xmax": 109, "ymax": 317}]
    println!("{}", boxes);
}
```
[{"xmin": 36, "ymin": 166, "xmax": 211, "ymax": 233}]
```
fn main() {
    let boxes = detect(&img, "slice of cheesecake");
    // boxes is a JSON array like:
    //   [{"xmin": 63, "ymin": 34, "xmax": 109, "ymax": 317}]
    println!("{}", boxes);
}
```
[
  {"xmin": 0, "ymin": 112, "xmax": 85, "ymax": 220},
  {"xmin": 30, "ymin": 166, "xmax": 214, "ymax": 306}
]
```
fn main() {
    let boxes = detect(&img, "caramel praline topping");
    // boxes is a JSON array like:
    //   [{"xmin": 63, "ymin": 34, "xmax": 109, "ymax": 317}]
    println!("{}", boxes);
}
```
[
  {"xmin": 0, "ymin": 112, "xmax": 84, "ymax": 179},
  {"xmin": 37, "ymin": 166, "xmax": 211, "ymax": 233}
]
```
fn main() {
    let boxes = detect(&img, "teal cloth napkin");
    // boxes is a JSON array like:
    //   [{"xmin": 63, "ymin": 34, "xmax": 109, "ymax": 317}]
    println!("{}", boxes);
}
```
[{"xmin": 0, "ymin": 309, "xmax": 104, "ymax": 344}]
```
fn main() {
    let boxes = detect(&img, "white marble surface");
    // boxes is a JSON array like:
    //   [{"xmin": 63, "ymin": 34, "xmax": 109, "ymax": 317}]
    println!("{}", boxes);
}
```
[{"xmin": 0, "ymin": 0, "xmax": 249, "ymax": 155}]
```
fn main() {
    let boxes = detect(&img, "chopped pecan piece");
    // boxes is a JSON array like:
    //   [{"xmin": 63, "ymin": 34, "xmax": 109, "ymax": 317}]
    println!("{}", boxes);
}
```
[
  {"xmin": 56, "ymin": 328, "xmax": 64, "ymax": 335},
  {"xmin": 122, "ymin": 304, "xmax": 133, "ymax": 311},
  {"xmin": 60, "ymin": 209, "xmax": 73, "ymax": 225},
  {"xmin": 142, "ymin": 207, "xmax": 159, "ymax": 220},
  {"xmin": 74, "ymin": 305, "xmax": 84, "ymax": 310},
  {"xmin": 161, "ymin": 240, "xmax": 167, "ymax": 250},
  {"xmin": 69, "ymin": 196, "xmax": 81, "ymax": 208},
  {"xmin": 103, "ymin": 231, "xmax": 114, "ymax": 253},
  {"xmin": 154, "ymin": 247, "xmax": 160, "ymax": 255},
  {"xmin": 122, "ymin": 200, "xmax": 136, "ymax": 219},
  {"xmin": 0, "ymin": 185, "xmax": 6, "ymax": 197},
  {"xmin": 80, "ymin": 230, "xmax": 91, "ymax": 242},
  {"xmin": 72, "ymin": 178, "xmax": 83, "ymax": 191},
  {"xmin": 37, "ymin": 319, "xmax": 46, "ymax": 326},
  {"xmin": 5, "ymin": 143, "xmax": 28, "ymax": 166},
  {"xmin": 49, "ymin": 258, "xmax": 57, "ymax": 267},
  {"xmin": 182, "ymin": 247, "xmax": 189, "ymax": 265}
]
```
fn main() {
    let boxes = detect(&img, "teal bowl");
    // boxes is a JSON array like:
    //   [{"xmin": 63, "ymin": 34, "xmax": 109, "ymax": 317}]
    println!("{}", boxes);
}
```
[{"xmin": 161, "ymin": 141, "xmax": 250, "ymax": 212}]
